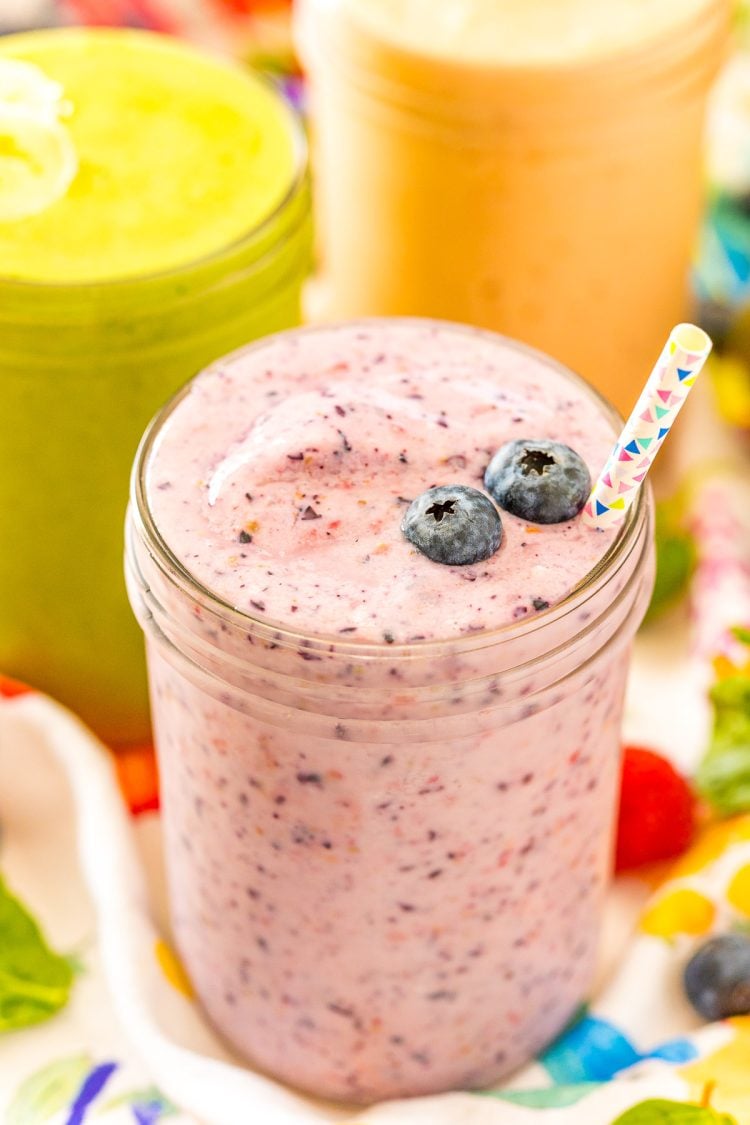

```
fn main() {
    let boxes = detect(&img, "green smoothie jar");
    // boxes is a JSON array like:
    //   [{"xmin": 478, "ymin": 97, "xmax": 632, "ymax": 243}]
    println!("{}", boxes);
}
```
[{"xmin": 0, "ymin": 28, "xmax": 311, "ymax": 744}]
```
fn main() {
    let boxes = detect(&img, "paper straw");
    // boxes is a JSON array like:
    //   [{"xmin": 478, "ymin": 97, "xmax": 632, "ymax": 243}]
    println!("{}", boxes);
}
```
[{"xmin": 582, "ymin": 323, "xmax": 713, "ymax": 530}]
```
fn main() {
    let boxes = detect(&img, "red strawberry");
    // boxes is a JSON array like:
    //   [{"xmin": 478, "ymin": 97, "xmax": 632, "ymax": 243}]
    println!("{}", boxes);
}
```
[{"xmin": 615, "ymin": 745, "xmax": 696, "ymax": 872}]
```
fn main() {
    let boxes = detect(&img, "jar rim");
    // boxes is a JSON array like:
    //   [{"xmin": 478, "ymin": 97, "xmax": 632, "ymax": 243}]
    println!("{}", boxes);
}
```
[
  {"xmin": 129, "ymin": 316, "xmax": 652, "ymax": 662},
  {"xmin": 0, "ymin": 67, "xmax": 309, "ymax": 295},
  {"xmin": 296, "ymin": 0, "xmax": 730, "ymax": 129}
]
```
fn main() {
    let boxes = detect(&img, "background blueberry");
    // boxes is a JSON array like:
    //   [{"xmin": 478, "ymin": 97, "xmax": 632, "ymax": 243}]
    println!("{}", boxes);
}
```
[
  {"xmin": 484, "ymin": 439, "xmax": 591, "ymax": 524},
  {"xmin": 683, "ymin": 933, "xmax": 750, "ymax": 1020},
  {"xmin": 401, "ymin": 485, "xmax": 502, "ymax": 566}
]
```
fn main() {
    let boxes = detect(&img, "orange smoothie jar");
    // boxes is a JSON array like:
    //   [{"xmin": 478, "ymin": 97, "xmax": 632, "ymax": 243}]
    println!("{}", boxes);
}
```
[{"xmin": 296, "ymin": 0, "xmax": 730, "ymax": 413}]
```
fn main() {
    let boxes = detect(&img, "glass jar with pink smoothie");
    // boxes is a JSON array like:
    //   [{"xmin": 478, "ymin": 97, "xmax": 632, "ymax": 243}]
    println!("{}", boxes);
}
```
[{"xmin": 126, "ymin": 319, "xmax": 654, "ymax": 1102}]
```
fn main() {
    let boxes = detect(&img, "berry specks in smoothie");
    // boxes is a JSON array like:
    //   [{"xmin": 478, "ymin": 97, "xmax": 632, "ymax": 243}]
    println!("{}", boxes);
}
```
[
  {"xmin": 401, "ymin": 485, "xmax": 503, "ymax": 566},
  {"xmin": 296, "ymin": 771, "xmax": 324, "ymax": 786},
  {"xmin": 148, "ymin": 323, "xmax": 618, "ymax": 639},
  {"xmin": 484, "ymin": 439, "xmax": 591, "ymax": 524}
]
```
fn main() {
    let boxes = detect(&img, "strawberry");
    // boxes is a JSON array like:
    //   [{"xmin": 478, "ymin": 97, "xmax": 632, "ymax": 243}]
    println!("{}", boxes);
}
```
[{"xmin": 615, "ymin": 745, "xmax": 696, "ymax": 872}]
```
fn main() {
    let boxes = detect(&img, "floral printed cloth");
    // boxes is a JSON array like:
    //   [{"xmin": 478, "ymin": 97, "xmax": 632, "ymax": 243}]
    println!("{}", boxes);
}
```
[{"xmin": 2, "ymin": 623, "xmax": 750, "ymax": 1125}]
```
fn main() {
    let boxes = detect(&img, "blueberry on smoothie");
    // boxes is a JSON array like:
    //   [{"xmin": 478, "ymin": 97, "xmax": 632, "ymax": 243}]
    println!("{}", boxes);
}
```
[
  {"xmin": 484, "ymin": 439, "xmax": 590, "ymax": 524},
  {"xmin": 684, "ymin": 933, "xmax": 750, "ymax": 1020},
  {"xmin": 401, "ymin": 485, "xmax": 502, "ymax": 566}
]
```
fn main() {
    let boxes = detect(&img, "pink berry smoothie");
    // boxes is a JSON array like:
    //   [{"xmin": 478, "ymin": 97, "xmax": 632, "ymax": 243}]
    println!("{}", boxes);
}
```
[{"xmin": 127, "ymin": 320, "xmax": 654, "ymax": 1102}]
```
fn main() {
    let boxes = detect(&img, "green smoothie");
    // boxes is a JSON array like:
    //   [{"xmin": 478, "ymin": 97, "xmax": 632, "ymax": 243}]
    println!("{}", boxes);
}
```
[{"xmin": 0, "ymin": 28, "xmax": 311, "ymax": 743}]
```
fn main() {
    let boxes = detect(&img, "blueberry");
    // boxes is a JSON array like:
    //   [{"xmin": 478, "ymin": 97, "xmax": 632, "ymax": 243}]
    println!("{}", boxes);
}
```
[
  {"xmin": 401, "ymin": 485, "xmax": 502, "ymax": 566},
  {"xmin": 684, "ymin": 933, "xmax": 750, "ymax": 1020},
  {"xmin": 484, "ymin": 439, "xmax": 591, "ymax": 524}
]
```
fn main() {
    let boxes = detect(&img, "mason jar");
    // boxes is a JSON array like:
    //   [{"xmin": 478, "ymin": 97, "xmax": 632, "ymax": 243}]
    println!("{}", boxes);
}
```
[
  {"xmin": 296, "ymin": 0, "xmax": 730, "ymax": 414},
  {"xmin": 0, "ymin": 28, "xmax": 312, "ymax": 745},
  {"xmin": 126, "ymin": 320, "xmax": 655, "ymax": 1102}
]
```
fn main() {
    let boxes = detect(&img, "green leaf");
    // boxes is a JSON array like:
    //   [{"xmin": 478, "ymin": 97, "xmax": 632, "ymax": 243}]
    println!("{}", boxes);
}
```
[
  {"xmin": 730, "ymin": 626, "xmax": 750, "ymax": 647},
  {"xmin": 611, "ymin": 1098, "xmax": 737, "ymax": 1124},
  {"xmin": 710, "ymin": 676, "xmax": 750, "ymax": 713},
  {"xmin": 643, "ymin": 501, "xmax": 696, "ymax": 624},
  {"xmin": 697, "ymin": 675, "xmax": 750, "ymax": 815},
  {"xmin": 696, "ymin": 744, "xmax": 750, "ymax": 815},
  {"xmin": 6, "ymin": 1056, "xmax": 92, "ymax": 1125},
  {"xmin": 0, "ymin": 873, "xmax": 74, "ymax": 1032}
]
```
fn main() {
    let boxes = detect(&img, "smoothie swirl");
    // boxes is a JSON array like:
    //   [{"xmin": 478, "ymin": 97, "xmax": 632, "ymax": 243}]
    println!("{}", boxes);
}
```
[{"xmin": 147, "ymin": 321, "xmax": 619, "ymax": 642}]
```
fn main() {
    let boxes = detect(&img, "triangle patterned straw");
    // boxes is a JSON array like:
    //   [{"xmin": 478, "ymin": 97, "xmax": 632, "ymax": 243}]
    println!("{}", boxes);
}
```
[{"xmin": 582, "ymin": 324, "xmax": 712, "ymax": 530}]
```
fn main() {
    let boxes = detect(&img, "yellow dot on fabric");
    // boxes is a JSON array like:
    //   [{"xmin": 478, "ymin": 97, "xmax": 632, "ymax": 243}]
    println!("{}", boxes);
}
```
[
  {"xmin": 155, "ymin": 938, "xmax": 195, "ymax": 999},
  {"xmin": 680, "ymin": 1017, "xmax": 750, "ymax": 1119},
  {"xmin": 728, "ymin": 865, "xmax": 750, "ymax": 917},
  {"xmin": 640, "ymin": 888, "xmax": 716, "ymax": 938}
]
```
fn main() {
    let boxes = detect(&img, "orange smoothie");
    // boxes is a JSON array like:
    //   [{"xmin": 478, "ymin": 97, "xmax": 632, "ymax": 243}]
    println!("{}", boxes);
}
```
[{"xmin": 296, "ymin": 0, "xmax": 730, "ymax": 413}]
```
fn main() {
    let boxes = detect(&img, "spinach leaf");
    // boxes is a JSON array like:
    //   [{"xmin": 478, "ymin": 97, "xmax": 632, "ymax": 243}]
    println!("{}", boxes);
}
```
[
  {"xmin": 612, "ymin": 1098, "xmax": 736, "ymax": 1124},
  {"xmin": 0, "ymin": 873, "xmax": 74, "ymax": 1032}
]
